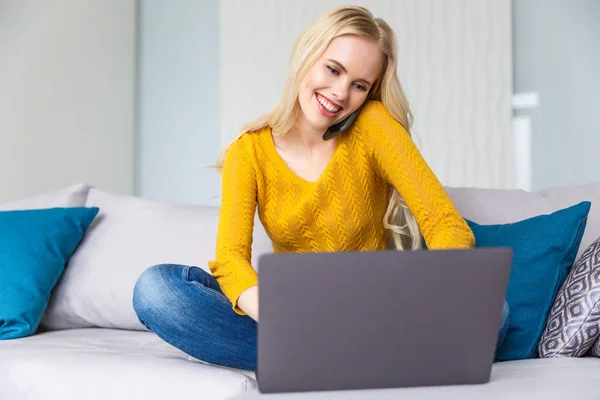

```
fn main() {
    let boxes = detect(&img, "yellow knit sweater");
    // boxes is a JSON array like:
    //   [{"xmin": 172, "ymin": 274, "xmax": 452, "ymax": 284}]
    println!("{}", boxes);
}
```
[{"xmin": 208, "ymin": 100, "xmax": 475, "ymax": 314}]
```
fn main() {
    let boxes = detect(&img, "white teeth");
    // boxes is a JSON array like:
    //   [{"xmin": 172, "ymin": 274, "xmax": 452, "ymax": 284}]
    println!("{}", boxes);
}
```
[{"xmin": 317, "ymin": 95, "xmax": 340, "ymax": 113}]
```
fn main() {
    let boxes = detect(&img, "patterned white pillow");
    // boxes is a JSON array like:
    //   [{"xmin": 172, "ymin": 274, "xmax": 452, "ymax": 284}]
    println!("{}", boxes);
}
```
[{"xmin": 538, "ymin": 236, "xmax": 600, "ymax": 357}]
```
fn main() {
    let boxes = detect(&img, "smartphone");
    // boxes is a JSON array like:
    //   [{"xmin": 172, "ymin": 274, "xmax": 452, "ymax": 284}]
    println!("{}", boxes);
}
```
[{"xmin": 322, "ymin": 101, "xmax": 367, "ymax": 141}]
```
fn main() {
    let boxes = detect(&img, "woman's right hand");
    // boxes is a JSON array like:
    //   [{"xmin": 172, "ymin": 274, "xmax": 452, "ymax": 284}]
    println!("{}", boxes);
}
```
[{"xmin": 237, "ymin": 285, "xmax": 259, "ymax": 322}]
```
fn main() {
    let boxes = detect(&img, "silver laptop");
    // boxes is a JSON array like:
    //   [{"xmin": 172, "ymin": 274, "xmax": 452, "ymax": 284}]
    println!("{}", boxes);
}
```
[{"xmin": 256, "ymin": 247, "xmax": 512, "ymax": 394}]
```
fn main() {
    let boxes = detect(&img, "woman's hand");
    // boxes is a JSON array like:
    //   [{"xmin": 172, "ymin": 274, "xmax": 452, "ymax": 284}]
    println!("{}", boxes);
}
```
[{"xmin": 237, "ymin": 285, "xmax": 259, "ymax": 322}]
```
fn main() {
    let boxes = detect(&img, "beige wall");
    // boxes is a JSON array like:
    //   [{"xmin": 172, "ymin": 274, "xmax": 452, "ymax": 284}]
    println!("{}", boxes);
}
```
[
  {"xmin": 0, "ymin": 0, "xmax": 136, "ymax": 202},
  {"xmin": 220, "ymin": 0, "xmax": 514, "ymax": 189}
]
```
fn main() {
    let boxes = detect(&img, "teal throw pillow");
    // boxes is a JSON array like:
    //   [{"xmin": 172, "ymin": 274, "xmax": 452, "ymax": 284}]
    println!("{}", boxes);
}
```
[
  {"xmin": 466, "ymin": 201, "xmax": 591, "ymax": 360},
  {"xmin": 0, "ymin": 207, "xmax": 99, "ymax": 339}
]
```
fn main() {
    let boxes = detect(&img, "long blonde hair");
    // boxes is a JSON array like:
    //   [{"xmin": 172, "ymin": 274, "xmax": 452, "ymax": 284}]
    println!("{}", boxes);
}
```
[{"xmin": 216, "ymin": 6, "xmax": 422, "ymax": 251}]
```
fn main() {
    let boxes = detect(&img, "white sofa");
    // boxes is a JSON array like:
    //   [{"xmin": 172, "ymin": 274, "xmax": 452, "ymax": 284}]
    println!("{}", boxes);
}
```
[{"xmin": 1, "ymin": 182, "xmax": 600, "ymax": 400}]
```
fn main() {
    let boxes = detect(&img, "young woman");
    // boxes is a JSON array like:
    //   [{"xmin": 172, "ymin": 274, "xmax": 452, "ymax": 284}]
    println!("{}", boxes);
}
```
[{"xmin": 133, "ymin": 6, "xmax": 509, "ymax": 372}]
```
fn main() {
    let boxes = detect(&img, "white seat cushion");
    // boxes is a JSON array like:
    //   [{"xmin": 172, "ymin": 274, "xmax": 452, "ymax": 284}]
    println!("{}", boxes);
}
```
[
  {"xmin": 235, "ymin": 358, "xmax": 600, "ymax": 399},
  {"xmin": 0, "ymin": 328, "xmax": 256, "ymax": 400}
]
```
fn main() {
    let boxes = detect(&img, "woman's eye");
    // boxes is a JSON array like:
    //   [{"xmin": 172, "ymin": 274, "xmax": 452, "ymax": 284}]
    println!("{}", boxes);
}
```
[
  {"xmin": 327, "ymin": 66, "xmax": 339, "ymax": 75},
  {"xmin": 354, "ymin": 83, "xmax": 367, "ymax": 92}
]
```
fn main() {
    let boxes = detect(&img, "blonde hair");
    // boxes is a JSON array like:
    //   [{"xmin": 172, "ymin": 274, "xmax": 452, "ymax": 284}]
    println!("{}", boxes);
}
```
[{"xmin": 216, "ymin": 6, "xmax": 422, "ymax": 251}]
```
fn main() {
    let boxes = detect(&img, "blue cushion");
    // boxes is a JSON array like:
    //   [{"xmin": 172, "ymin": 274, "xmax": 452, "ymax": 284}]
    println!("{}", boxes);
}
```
[
  {"xmin": 0, "ymin": 207, "xmax": 99, "ymax": 339},
  {"xmin": 466, "ymin": 201, "xmax": 591, "ymax": 360}
]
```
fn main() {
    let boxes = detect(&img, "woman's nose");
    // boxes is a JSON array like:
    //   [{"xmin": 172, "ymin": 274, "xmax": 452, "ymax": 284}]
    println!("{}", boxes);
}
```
[{"xmin": 330, "ymin": 83, "xmax": 349, "ymax": 102}]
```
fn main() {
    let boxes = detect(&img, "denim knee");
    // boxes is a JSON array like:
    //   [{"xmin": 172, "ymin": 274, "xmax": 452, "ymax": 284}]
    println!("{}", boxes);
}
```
[{"xmin": 132, "ymin": 264, "xmax": 178, "ymax": 326}]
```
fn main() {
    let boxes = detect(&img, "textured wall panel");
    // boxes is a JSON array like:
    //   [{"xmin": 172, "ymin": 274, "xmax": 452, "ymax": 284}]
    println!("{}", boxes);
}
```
[{"xmin": 220, "ymin": 0, "xmax": 513, "ymax": 188}]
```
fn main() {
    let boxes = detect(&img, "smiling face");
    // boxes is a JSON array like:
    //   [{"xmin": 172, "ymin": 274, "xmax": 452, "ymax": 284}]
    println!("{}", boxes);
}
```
[{"xmin": 296, "ymin": 34, "xmax": 384, "ymax": 133}]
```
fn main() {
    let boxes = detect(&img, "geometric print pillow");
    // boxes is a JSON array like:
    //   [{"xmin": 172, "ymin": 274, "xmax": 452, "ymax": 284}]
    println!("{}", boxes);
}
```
[
  {"xmin": 538, "ymin": 235, "xmax": 600, "ymax": 357},
  {"xmin": 591, "ymin": 331, "xmax": 600, "ymax": 357}
]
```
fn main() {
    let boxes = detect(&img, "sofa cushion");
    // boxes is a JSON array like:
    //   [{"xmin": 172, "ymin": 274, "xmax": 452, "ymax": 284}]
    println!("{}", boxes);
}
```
[
  {"xmin": 446, "ymin": 181, "xmax": 600, "ymax": 260},
  {"xmin": 0, "ymin": 328, "xmax": 255, "ymax": 400},
  {"xmin": 0, "ymin": 207, "xmax": 99, "ymax": 339},
  {"xmin": 236, "ymin": 358, "xmax": 600, "ymax": 399},
  {"xmin": 0, "ymin": 183, "xmax": 90, "ymax": 211},
  {"xmin": 41, "ymin": 188, "xmax": 272, "ymax": 331},
  {"xmin": 465, "ymin": 202, "xmax": 590, "ymax": 360},
  {"xmin": 539, "ymin": 235, "xmax": 600, "ymax": 357}
]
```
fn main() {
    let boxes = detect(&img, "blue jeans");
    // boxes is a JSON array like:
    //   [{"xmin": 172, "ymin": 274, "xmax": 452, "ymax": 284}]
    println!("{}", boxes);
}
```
[
  {"xmin": 133, "ymin": 264, "xmax": 258, "ymax": 370},
  {"xmin": 133, "ymin": 264, "xmax": 510, "ymax": 372}
]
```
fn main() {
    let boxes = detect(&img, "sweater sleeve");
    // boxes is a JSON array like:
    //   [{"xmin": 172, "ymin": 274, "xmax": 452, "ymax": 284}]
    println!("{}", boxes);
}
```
[
  {"xmin": 208, "ymin": 134, "xmax": 259, "ymax": 315},
  {"xmin": 359, "ymin": 101, "xmax": 475, "ymax": 249}
]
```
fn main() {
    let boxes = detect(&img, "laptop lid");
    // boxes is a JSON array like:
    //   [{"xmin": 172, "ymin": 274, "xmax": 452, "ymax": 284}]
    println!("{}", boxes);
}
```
[{"xmin": 257, "ymin": 247, "xmax": 512, "ymax": 394}]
